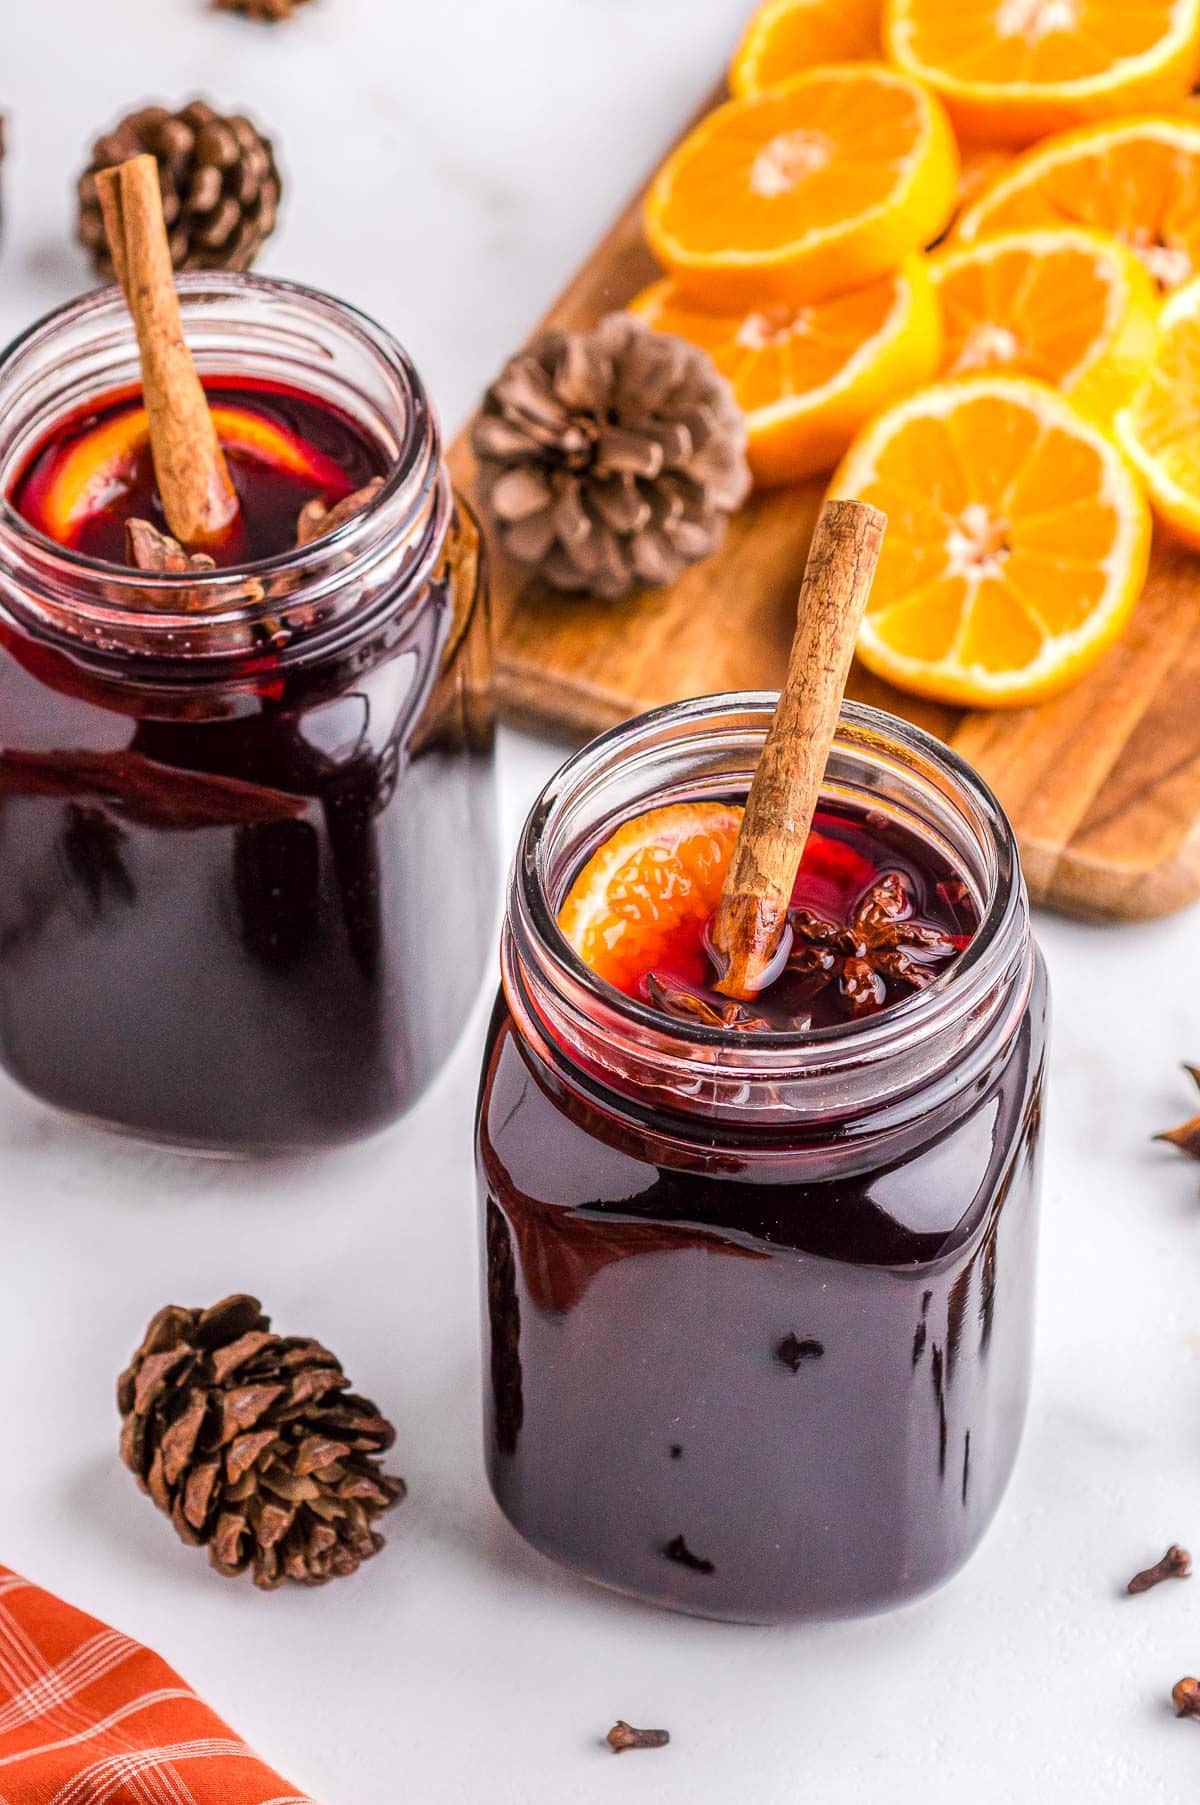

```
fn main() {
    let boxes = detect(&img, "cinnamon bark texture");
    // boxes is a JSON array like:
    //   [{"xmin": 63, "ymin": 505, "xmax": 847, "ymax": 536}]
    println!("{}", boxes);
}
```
[
  {"xmin": 94, "ymin": 155, "xmax": 239, "ymax": 549},
  {"xmin": 711, "ymin": 498, "xmax": 886, "ymax": 999}
]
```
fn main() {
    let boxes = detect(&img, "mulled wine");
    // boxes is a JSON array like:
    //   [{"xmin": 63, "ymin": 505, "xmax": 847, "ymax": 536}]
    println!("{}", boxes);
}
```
[
  {"xmin": 477, "ymin": 697, "xmax": 1046, "ymax": 1623},
  {"xmin": 0, "ymin": 276, "xmax": 495, "ymax": 1153},
  {"xmin": 13, "ymin": 379, "xmax": 385, "ymax": 567}
]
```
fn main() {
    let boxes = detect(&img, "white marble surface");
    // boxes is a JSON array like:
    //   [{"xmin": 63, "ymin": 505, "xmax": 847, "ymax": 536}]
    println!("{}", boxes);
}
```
[{"xmin": 2, "ymin": 3, "xmax": 1200, "ymax": 1801}]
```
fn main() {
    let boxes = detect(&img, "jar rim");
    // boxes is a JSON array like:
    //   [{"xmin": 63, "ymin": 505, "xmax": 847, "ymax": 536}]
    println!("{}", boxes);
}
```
[
  {"xmin": 0, "ymin": 272, "xmax": 440, "ymax": 631},
  {"xmin": 506, "ymin": 693, "xmax": 1032, "ymax": 1122}
]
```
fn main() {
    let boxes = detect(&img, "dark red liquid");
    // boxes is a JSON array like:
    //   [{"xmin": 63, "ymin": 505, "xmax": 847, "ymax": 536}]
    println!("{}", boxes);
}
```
[
  {"xmin": 0, "ymin": 380, "xmax": 495, "ymax": 1152},
  {"xmin": 627, "ymin": 804, "xmax": 978, "ymax": 1033},
  {"xmin": 11, "ymin": 379, "xmax": 385, "ymax": 566},
  {"xmin": 478, "ymin": 796, "xmax": 1046, "ymax": 1622}
]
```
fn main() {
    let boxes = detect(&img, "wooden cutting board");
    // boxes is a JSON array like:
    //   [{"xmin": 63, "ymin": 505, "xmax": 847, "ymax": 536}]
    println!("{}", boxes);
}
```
[{"xmin": 447, "ymin": 104, "xmax": 1200, "ymax": 923}]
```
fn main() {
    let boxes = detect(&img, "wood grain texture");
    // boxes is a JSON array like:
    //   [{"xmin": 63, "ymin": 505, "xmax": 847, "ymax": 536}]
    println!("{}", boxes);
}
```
[{"xmin": 446, "ymin": 107, "xmax": 1200, "ymax": 923}]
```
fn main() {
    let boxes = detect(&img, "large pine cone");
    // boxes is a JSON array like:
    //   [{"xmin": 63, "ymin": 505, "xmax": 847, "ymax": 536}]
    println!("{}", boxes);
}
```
[
  {"xmin": 118, "ymin": 1294, "xmax": 405, "ymax": 1590},
  {"xmin": 471, "ymin": 313, "xmax": 750, "ymax": 601},
  {"xmin": 78, "ymin": 101, "xmax": 281, "ymax": 279}
]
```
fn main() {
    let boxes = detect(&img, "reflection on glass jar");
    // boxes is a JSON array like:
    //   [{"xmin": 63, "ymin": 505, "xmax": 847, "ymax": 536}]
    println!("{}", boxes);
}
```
[
  {"xmin": 0, "ymin": 276, "xmax": 495, "ymax": 1153},
  {"xmin": 477, "ymin": 696, "xmax": 1047, "ymax": 1624}
]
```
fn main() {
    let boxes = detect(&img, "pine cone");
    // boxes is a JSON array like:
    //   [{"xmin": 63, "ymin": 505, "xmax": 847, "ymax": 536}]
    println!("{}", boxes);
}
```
[
  {"xmin": 118, "ymin": 1294, "xmax": 405, "ymax": 1590},
  {"xmin": 78, "ymin": 101, "xmax": 281, "ymax": 280},
  {"xmin": 472, "ymin": 313, "xmax": 750, "ymax": 601},
  {"xmin": 215, "ymin": 0, "xmax": 312, "ymax": 17}
]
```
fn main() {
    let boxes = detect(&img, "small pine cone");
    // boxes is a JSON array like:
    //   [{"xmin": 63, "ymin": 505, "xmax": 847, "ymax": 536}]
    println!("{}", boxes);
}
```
[
  {"xmin": 78, "ymin": 100, "xmax": 281, "ymax": 280},
  {"xmin": 215, "ymin": 0, "xmax": 312, "ymax": 17},
  {"xmin": 472, "ymin": 313, "xmax": 750, "ymax": 601},
  {"xmin": 118, "ymin": 1294, "xmax": 405, "ymax": 1590}
]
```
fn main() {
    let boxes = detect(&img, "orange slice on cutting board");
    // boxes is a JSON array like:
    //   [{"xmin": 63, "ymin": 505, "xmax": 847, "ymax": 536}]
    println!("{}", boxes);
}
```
[
  {"xmin": 729, "ymin": 0, "xmax": 882, "ymax": 95},
  {"xmin": 644, "ymin": 65, "xmax": 959, "ymax": 309},
  {"xmin": 830, "ymin": 373, "xmax": 1152, "ymax": 708},
  {"xmin": 1116, "ymin": 273, "xmax": 1200, "ymax": 547},
  {"xmin": 629, "ymin": 256, "xmax": 941, "ymax": 486},
  {"xmin": 955, "ymin": 117, "xmax": 1200, "ymax": 295},
  {"xmin": 885, "ymin": 0, "xmax": 1200, "ymax": 146},
  {"xmin": 929, "ymin": 228, "xmax": 1159, "ymax": 427}
]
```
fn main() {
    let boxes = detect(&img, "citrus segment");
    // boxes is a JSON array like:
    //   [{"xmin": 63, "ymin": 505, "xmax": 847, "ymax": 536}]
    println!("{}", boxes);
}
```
[
  {"xmin": 929, "ymin": 228, "xmax": 1159, "ymax": 426},
  {"xmin": 830, "ymin": 374, "xmax": 1151, "ymax": 707},
  {"xmin": 885, "ymin": 0, "xmax": 1200, "ymax": 145},
  {"xmin": 628, "ymin": 256, "xmax": 941, "ymax": 485},
  {"xmin": 730, "ymin": 0, "xmax": 882, "ymax": 95},
  {"xmin": 644, "ymin": 65, "xmax": 959, "ymax": 309},
  {"xmin": 955, "ymin": 117, "xmax": 1200, "ymax": 294},
  {"xmin": 1115, "ymin": 272, "xmax": 1200, "ymax": 547}
]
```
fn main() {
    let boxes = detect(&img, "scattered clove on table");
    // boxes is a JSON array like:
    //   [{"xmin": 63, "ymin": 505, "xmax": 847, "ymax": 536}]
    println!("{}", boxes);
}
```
[
  {"xmin": 1128, "ymin": 1545, "xmax": 1191, "ymax": 1594},
  {"xmin": 606, "ymin": 1721, "xmax": 670, "ymax": 1754}
]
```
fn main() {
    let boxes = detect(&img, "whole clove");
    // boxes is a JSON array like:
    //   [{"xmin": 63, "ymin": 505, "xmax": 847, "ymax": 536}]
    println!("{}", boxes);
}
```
[
  {"xmin": 1128, "ymin": 1545, "xmax": 1192, "ymax": 1593},
  {"xmin": 606, "ymin": 1721, "xmax": 670, "ymax": 1754},
  {"xmin": 1155, "ymin": 1066, "xmax": 1200, "ymax": 1158},
  {"xmin": 1173, "ymin": 1677, "xmax": 1200, "ymax": 1718}
]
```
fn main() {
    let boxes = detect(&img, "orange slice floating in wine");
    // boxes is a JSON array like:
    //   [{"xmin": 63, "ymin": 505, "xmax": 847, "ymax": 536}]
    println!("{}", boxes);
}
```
[
  {"xmin": 557, "ymin": 800, "xmax": 875, "ymax": 999},
  {"xmin": 37, "ymin": 404, "xmax": 351, "ymax": 546}
]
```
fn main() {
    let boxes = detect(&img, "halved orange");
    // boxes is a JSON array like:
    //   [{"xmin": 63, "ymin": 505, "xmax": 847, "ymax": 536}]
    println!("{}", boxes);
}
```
[
  {"xmin": 956, "ymin": 117, "xmax": 1200, "ymax": 294},
  {"xmin": 628, "ymin": 256, "xmax": 941, "ymax": 486},
  {"xmin": 644, "ymin": 65, "xmax": 958, "ymax": 309},
  {"xmin": 929, "ymin": 228, "xmax": 1159, "ymax": 427},
  {"xmin": 730, "ymin": 0, "xmax": 882, "ymax": 96},
  {"xmin": 1115, "ymin": 273, "xmax": 1200, "ymax": 546},
  {"xmin": 885, "ymin": 0, "xmax": 1200, "ymax": 146},
  {"xmin": 558, "ymin": 802, "xmax": 742, "ymax": 997},
  {"xmin": 37, "ymin": 405, "xmax": 349, "ymax": 546},
  {"xmin": 830, "ymin": 374, "xmax": 1152, "ymax": 707}
]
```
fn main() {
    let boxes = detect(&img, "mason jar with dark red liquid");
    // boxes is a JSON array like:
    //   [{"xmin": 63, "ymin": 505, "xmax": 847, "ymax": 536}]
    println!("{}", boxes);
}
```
[
  {"xmin": 477, "ymin": 695, "xmax": 1047, "ymax": 1624},
  {"xmin": 0, "ymin": 275, "xmax": 495, "ymax": 1153}
]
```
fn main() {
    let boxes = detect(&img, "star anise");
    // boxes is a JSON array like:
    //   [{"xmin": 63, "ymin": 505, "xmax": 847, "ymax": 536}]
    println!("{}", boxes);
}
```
[
  {"xmin": 296, "ymin": 477, "xmax": 386, "ymax": 548},
  {"xmin": 1155, "ymin": 1065, "xmax": 1200, "ymax": 1159},
  {"xmin": 787, "ymin": 871, "xmax": 960, "ymax": 1019},
  {"xmin": 126, "ymin": 519, "xmax": 217, "ymax": 575},
  {"xmin": 644, "ymin": 972, "xmax": 770, "ymax": 1032}
]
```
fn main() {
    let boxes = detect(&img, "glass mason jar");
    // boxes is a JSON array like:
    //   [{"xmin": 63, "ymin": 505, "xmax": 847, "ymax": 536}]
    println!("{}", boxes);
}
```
[
  {"xmin": 477, "ymin": 695, "xmax": 1047, "ymax": 1624},
  {"xmin": 0, "ymin": 275, "xmax": 495, "ymax": 1154}
]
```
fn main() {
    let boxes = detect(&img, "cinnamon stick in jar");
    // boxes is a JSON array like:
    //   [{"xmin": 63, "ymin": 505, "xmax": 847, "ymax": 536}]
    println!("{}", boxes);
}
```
[
  {"xmin": 94, "ymin": 154, "xmax": 239, "ymax": 549},
  {"xmin": 710, "ymin": 498, "xmax": 886, "ymax": 1001}
]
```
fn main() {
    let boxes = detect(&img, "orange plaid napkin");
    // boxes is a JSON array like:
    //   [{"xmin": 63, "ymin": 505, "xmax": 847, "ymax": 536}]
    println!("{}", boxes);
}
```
[{"xmin": 0, "ymin": 1567, "xmax": 315, "ymax": 1804}]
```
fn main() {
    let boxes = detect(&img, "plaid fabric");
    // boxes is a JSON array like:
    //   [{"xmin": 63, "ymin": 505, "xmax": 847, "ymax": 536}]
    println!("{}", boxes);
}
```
[{"xmin": 0, "ymin": 1568, "xmax": 315, "ymax": 1805}]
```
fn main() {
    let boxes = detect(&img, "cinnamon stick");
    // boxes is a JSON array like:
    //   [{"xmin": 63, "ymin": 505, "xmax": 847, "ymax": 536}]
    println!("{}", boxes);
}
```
[
  {"xmin": 710, "ymin": 498, "xmax": 886, "ymax": 1000},
  {"xmin": 94, "ymin": 155, "xmax": 239, "ymax": 548}
]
